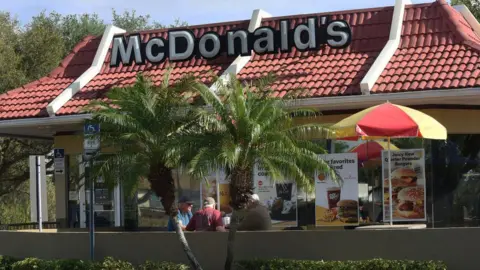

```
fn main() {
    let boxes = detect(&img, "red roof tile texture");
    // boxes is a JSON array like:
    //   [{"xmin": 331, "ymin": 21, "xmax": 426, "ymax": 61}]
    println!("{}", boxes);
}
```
[
  {"xmin": 371, "ymin": 0, "xmax": 480, "ymax": 93},
  {"xmin": 238, "ymin": 7, "xmax": 394, "ymax": 98},
  {"xmin": 0, "ymin": 0, "xmax": 479, "ymax": 120}
]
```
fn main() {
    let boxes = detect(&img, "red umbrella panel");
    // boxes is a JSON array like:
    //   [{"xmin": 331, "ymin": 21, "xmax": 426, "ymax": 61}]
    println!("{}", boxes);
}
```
[{"xmin": 349, "ymin": 141, "xmax": 399, "ymax": 162}]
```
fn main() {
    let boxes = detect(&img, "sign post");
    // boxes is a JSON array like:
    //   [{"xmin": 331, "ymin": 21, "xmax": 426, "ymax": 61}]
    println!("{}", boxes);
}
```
[{"xmin": 84, "ymin": 123, "xmax": 100, "ymax": 261}]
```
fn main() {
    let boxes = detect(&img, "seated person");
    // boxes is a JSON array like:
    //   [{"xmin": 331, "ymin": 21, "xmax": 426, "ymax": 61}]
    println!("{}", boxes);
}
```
[
  {"xmin": 186, "ymin": 197, "xmax": 225, "ymax": 232},
  {"xmin": 238, "ymin": 194, "xmax": 272, "ymax": 231},
  {"xmin": 167, "ymin": 196, "xmax": 193, "ymax": 231}
]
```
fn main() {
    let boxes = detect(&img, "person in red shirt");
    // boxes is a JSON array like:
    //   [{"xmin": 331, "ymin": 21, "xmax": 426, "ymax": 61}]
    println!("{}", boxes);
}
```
[{"xmin": 186, "ymin": 197, "xmax": 225, "ymax": 232}]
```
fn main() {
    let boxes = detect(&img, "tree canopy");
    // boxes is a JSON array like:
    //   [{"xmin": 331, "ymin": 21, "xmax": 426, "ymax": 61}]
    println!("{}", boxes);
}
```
[
  {"xmin": 0, "ymin": 8, "xmax": 186, "ymax": 223},
  {"xmin": 451, "ymin": 0, "xmax": 480, "ymax": 20}
]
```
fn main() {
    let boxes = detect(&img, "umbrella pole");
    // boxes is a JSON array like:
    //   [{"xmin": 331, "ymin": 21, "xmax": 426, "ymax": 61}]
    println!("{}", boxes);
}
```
[{"xmin": 388, "ymin": 137, "xmax": 393, "ymax": 226}]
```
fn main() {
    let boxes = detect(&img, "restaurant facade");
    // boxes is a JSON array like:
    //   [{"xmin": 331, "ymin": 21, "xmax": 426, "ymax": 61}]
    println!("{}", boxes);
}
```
[{"xmin": 1, "ymin": 0, "xmax": 480, "ymax": 230}]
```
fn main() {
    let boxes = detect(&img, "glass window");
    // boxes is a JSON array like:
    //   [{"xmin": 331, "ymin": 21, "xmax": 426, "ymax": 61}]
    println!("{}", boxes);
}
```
[
  {"xmin": 431, "ymin": 134, "xmax": 480, "ymax": 228},
  {"xmin": 136, "ymin": 168, "xmax": 200, "ymax": 229}
]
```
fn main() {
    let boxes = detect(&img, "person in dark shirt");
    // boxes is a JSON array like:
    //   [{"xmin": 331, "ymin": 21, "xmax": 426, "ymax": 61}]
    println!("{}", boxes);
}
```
[
  {"xmin": 186, "ymin": 197, "xmax": 225, "ymax": 232},
  {"xmin": 167, "ymin": 196, "xmax": 193, "ymax": 231},
  {"xmin": 238, "ymin": 194, "xmax": 272, "ymax": 231}
]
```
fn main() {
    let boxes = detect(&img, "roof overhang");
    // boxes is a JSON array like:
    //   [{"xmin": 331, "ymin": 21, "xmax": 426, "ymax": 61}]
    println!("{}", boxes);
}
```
[
  {"xmin": 0, "ymin": 87, "xmax": 479, "ymax": 139},
  {"xmin": 0, "ymin": 114, "xmax": 91, "ymax": 139},
  {"xmin": 287, "ymin": 87, "xmax": 480, "ymax": 111}
]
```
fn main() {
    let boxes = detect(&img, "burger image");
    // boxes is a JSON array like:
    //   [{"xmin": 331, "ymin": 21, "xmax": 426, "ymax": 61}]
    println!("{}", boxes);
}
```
[
  {"xmin": 396, "ymin": 186, "xmax": 425, "ymax": 219},
  {"xmin": 384, "ymin": 168, "xmax": 418, "ymax": 203},
  {"xmin": 392, "ymin": 167, "xmax": 418, "ymax": 184},
  {"xmin": 337, "ymin": 200, "xmax": 358, "ymax": 223}
]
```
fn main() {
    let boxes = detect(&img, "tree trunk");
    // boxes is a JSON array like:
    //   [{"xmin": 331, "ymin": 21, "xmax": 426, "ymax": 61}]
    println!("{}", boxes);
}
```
[
  {"xmin": 148, "ymin": 162, "xmax": 203, "ymax": 270},
  {"xmin": 224, "ymin": 167, "xmax": 253, "ymax": 270},
  {"xmin": 172, "ymin": 214, "xmax": 203, "ymax": 270}
]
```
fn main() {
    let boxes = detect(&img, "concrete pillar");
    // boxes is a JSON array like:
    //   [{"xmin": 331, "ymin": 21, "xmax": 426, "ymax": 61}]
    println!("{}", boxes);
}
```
[{"xmin": 29, "ymin": 156, "xmax": 48, "ymax": 223}]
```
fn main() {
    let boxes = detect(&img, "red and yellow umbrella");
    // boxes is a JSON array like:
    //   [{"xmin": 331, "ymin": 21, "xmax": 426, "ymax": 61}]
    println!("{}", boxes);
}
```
[
  {"xmin": 332, "ymin": 102, "xmax": 447, "ymax": 140},
  {"xmin": 331, "ymin": 102, "xmax": 447, "ymax": 226}
]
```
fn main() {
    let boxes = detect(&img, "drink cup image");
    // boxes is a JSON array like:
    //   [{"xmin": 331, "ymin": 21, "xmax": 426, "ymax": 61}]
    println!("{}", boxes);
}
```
[
  {"xmin": 276, "ymin": 183, "xmax": 293, "ymax": 201},
  {"xmin": 327, "ymin": 187, "xmax": 341, "ymax": 209}
]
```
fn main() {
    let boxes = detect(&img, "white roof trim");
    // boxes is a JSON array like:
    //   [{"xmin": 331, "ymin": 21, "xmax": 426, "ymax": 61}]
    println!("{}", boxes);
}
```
[
  {"xmin": 0, "ymin": 114, "xmax": 92, "ymax": 129},
  {"xmin": 360, "ymin": 0, "xmax": 409, "ymax": 95},
  {"xmin": 454, "ymin": 4, "xmax": 480, "ymax": 39},
  {"xmin": 286, "ymin": 87, "xmax": 480, "ymax": 110},
  {"xmin": 209, "ymin": 9, "xmax": 271, "ymax": 93},
  {"xmin": 46, "ymin": 25, "xmax": 126, "ymax": 117}
]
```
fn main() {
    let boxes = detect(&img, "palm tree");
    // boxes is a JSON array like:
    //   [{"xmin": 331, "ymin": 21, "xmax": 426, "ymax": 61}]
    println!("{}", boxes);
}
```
[
  {"xmin": 186, "ymin": 75, "xmax": 339, "ymax": 270},
  {"xmin": 84, "ymin": 72, "xmax": 204, "ymax": 270}
]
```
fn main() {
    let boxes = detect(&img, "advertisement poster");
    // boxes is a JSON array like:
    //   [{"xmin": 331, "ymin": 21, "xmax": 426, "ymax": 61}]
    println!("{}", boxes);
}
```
[
  {"xmin": 200, "ymin": 171, "xmax": 219, "ymax": 210},
  {"xmin": 315, "ymin": 153, "xmax": 359, "ymax": 227},
  {"xmin": 217, "ymin": 170, "xmax": 232, "ymax": 214},
  {"xmin": 382, "ymin": 149, "xmax": 426, "ymax": 222},
  {"xmin": 254, "ymin": 162, "xmax": 298, "ymax": 227}
]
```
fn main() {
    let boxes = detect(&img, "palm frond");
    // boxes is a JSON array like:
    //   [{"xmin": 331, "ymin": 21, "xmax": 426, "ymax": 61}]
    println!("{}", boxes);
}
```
[{"xmin": 190, "ymin": 74, "xmax": 342, "ymax": 197}]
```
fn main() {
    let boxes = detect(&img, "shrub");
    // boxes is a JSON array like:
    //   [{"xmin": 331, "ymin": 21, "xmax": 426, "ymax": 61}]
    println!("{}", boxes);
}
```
[
  {"xmin": 94, "ymin": 257, "xmax": 135, "ymax": 270},
  {"xmin": 53, "ymin": 259, "xmax": 95, "ymax": 270},
  {"xmin": 236, "ymin": 258, "xmax": 447, "ymax": 270},
  {"xmin": 0, "ymin": 256, "xmax": 19, "ymax": 270},
  {"xmin": 0, "ymin": 257, "xmax": 188, "ymax": 270},
  {"xmin": 11, "ymin": 257, "xmax": 54, "ymax": 270},
  {"xmin": 138, "ymin": 261, "xmax": 190, "ymax": 270}
]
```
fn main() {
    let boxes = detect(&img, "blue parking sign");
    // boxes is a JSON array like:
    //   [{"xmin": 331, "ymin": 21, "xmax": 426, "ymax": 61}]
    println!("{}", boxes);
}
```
[
  {"xmin": 84, "ymin": 123, "xmax": 100, "ymax": 135},
  {"xmin": 84, "ymin": 123, "xmax": 100, "ymax": 154}
]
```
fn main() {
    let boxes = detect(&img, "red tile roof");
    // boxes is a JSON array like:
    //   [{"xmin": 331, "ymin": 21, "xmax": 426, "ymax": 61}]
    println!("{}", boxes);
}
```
[
  {"xmin": 238, "ymin": 6, "xmax": 394, "ymax": 97},
  {"xmin": 371, "ymin": 0, "xmax": 480, "ymax": 93},
  {"xmin": 0, "ymin": 0, "xmax": 479, "ymax": 120}
]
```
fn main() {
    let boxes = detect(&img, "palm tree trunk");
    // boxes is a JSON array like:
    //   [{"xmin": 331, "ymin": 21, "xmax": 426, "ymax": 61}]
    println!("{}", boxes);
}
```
[
  {"xmin": 172, "ymin": 214, "xmax": 203, "ymax": 270},
  {"xmin": 149, "ymin": 162, "xmax": 203, "ymax": 269},
  {"xmin": 224, "ymin": 167, "xmax": 253, "ymax": 270},
  {"xmin": 224, "ymin": 209, "xmax": 248, "ymax": 270}
]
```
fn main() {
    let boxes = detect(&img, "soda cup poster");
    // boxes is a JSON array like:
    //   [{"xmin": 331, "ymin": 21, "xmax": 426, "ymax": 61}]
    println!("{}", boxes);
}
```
[
  {"xmin": 382, "ymin": 149, "xmax": 426, "ymax": 222},
  {"xmin": 254, "ymin": 162, "xmax": 298, "ymax": 228},
  {"xmin": 315, "ymin": 153, "xmax": 359, "ymax": 226}
]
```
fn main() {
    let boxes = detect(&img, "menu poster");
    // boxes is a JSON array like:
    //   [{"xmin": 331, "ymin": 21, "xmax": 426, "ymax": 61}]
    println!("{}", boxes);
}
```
[
  {"xmin": 382, "ymin": 149, "xmax": 426, "ymax": 222},
  {"xmin": 200, "ymin": 171, "xmax": 220, "ymax": 210},
  {"xmin": 315, "ymin": 153, "xmax": 359, "ymax": 227},
  {"xmin": 217, "ymin": 170, "xmax": 232, "ymax": 214},
  {"xmin": 254, "ymin": 162, "xmax": 298, "ymax": 227}
]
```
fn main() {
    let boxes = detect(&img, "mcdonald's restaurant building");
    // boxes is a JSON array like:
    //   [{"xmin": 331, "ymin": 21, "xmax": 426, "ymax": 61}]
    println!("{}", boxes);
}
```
[{"xmin": 1, "ymin": 0, "xmax": 480, "ymax": 230}]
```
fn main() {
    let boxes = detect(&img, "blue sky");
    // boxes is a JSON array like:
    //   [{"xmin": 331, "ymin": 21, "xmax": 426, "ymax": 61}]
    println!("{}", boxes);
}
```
[{"xmin": 3, "ymin": 0, "xmax": 435, "ymax": 26}]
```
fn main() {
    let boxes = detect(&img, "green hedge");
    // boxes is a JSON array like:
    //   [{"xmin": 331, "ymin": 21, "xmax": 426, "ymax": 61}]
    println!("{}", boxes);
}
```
[
  {"xmin": 236, "ymin": 258, "xmax": 447, "ymax": 270},
  {"xmin": 0, "ymin": 256, "xmax": 188, "ymax": 270},
  {"xmin": 1, "ymin": 256, "xmax": 448, "ymax": 270}
]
